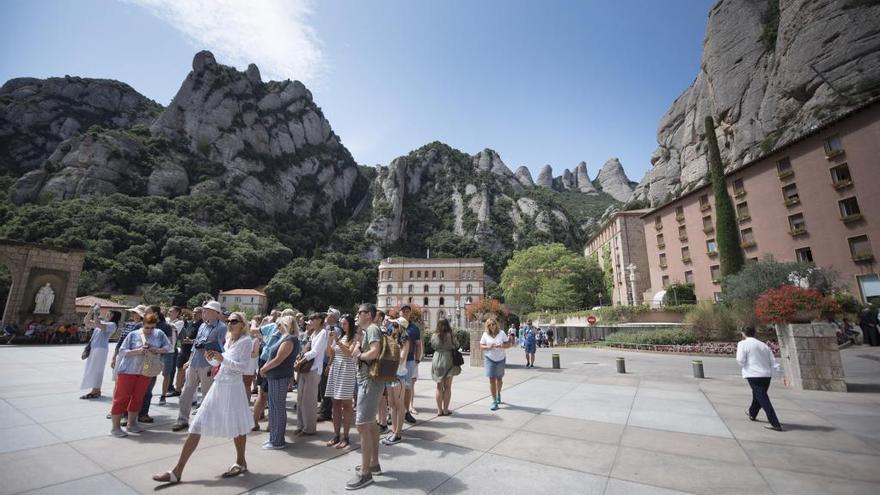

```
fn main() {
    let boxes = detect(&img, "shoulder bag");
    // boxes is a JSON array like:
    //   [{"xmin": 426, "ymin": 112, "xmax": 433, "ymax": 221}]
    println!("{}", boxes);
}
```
[{"xmin": 295, "ymin": 336, "xmax": 314, "ymax": 374}]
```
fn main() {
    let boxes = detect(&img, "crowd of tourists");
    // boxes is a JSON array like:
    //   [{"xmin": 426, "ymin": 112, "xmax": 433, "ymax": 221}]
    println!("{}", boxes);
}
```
[
  {"xmin": 76, "ymin": 300, "xmax": 535, "ymax": 490},
  {"xmin": 3, "ymin": 320, "xmax": 88, "ymax": 344}
]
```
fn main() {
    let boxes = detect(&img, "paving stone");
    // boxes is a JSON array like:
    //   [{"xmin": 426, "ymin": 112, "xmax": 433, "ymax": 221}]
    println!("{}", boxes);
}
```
[
  {"xmin": 521, "ymin": 414, "xmax": 625, "ymax": 445},
  {"xmin": 604, "ymin": 478, "xmax": 695, "ymax": 495},
  {"xmin": 741, "ymin": 440, "xmax": 880, "ymax": 483},
  {"xmin": 20, "ymin": 473, "xmax": 138, "ymax": 495},
  {"xmin": 491, "ymin": 429, "xmax": 618, "ymax": 475},
  {"xmin": 620, "ymin": 426, "xmax": 751, "ymax": 464},
  {"xmin": 0, "ymin": 444, "xmax": 104, "ymax": 495}
]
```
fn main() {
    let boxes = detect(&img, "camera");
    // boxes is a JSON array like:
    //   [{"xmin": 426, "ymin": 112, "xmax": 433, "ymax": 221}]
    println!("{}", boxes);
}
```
[{"xmin": 193, "ymin": 340, "xmax": 207, "ymax": 349}]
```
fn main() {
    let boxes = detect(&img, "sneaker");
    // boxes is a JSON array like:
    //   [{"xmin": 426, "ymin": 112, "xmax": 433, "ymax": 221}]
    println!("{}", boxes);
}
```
[
  {"xmin": 490, "ymin": 400, "xmax": 499, "ymax": 411},
  {"xmin": 346, "ymin": 473, "xmax": 373, "ymax": 490},
  {"xmin": 168, "ymin": 391, "xmax": 181, "ymax": 397},
  {"xmin": 262, "ymin": 441, "xmax": 287, "ymax": 450},
  {"xmin": 764, "ymin": 424, "xmax": 783, "ymax": 432},
  {"xmin": 171, "ymin": 422, "xmax": 189, "ymax": 432},
  {"xmin": 746, "ymin": 411, "xmax": 757, "ymax": 421},
  {"xmin": 109, "ymin": 428, "xmax": 128, "ymax": 438},
  {"xmin": 356, "ymin": 464, "xmax": 382, "ymax": 475},
  {"xmin": 380, "ymin": 434, "xmax": 402, "ymax": 445},
  {"xmin": 158, "ymin": 397, "xmax": 166, "ymax": 405},
  {"xmin": 138, "ymin": 415, "xmax": 154, "ymax": 424},
  {"xmin": 496, "ymin": 394, "xmax": 502, "ymax": 404},
  {"xmin": 127, "ymin": 424, "xmax": 145, "ymax": 434},
  {"xmin": 377, "ymin": 424, "xmax": 388, "ymax": 434},
  {"xmin": 404, "ymin": 412, "xmax": 416, "ymax": 424}
]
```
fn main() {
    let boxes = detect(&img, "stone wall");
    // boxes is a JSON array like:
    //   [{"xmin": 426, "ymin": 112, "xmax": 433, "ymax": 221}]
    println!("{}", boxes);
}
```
[
  {"xmin": 775, "ymin": 322, "xmax": 846, "ymax": 392},
  {"xmin": 0, "ymin": 240, "xmax": 85, "ymax": 327}
]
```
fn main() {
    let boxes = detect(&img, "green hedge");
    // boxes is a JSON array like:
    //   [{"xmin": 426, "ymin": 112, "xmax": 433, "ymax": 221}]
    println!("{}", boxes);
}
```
[
  {"xmin": 524, "ymin": 304, "xmax": 694, "ymax": 324},
  {"xmin": 605, "ymin": 328, "xmax": 697, "ymax": 345}
]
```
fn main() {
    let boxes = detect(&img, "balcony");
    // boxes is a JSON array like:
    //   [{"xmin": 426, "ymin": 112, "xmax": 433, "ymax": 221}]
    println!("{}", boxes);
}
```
[
  {"xmin": 707, "ymin": 251, "xmax": 719, "ymax": 258},
  {"xmin": 711, "ymin": 278, "xmax": 721, "ymax": 284},
  {"xmin": 832, "ymin": 179, "xmax": 853, "ymax": 190},
  {"xmin": 681, "ymin": 257, "xmax": 692, "ymax": 264},
  {"xmin": 675, "ymin": 214, "xmax": 686, "ymax": 224},
  {"xmin": 703, "ymin": 226, "xmax": 715, "ymax": 234},
  {"xmin": 788, "ymin": 227, "xmax": 808, "ymax": 237},
  {"xmin": 700, "ymin": 203, "xmax": 711, "ymax": 212},
  {"xmin": 678, "ymin": 235, "xmax": 688, "ymax": 242},
  {"xmin": 842, "ymin": 213, "xmax": 863, "ymax": 224},
  {"xmin": 738, "ymin": 215, "xmax": 751, "ymax": 224},
  {"xmin": 825, "ymin": 149, "xmax": 845, "ymax": 160},
  {"xmin": 654, "ymin": 223, "xmax": 663, "ymax": 231},
  {"xmin": 659, "ymin": 263, "xmax": 668, "ymax": 269},
  {"xmin": 777, "ymin": 169, "xmax": 794, "ymax": 180},
  {"xmin": 734, "ymin": 191, "xmax": 747, "ymax": 199},
  {"xmin": 657, "ymin": 243, "xmax": 666, "ymax": 250},
  {"xmin": 852, "ymin": 252, "xmax": 874, "ymax": 263},
  {"xmin": 741, "ymin": 240, "xmax": 757, "ymax": 249},
  {"xmin": 783, "ymin": 197, "xmax": 800, "ymax": 207}
]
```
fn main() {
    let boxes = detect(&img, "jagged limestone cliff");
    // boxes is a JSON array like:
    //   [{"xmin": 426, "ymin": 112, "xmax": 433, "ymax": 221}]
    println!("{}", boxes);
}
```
[{"xmin": 633, "ymin": 0, "xmax": 880, "ymax": 205}]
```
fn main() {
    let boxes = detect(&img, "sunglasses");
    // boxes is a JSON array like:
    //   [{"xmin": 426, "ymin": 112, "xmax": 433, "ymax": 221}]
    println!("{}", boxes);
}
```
[
  {"xmin": 228, "ymin": 319, "xmax": 242, "ymax": 324},
  {"xmin": 357, "ymin": 310, "xmax": 369, "ymax": 315}
]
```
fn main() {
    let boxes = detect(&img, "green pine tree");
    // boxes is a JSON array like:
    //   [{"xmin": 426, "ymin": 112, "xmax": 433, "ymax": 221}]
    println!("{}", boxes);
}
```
[{"xmin": 704, "ymin": 116, "xmax": 745, "ymax": 277}]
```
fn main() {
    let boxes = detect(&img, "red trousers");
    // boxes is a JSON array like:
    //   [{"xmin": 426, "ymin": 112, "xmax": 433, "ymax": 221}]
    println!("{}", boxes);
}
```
[{"xmin": 111, "ymin": 373, "xmax": 152, "ymax": 415}]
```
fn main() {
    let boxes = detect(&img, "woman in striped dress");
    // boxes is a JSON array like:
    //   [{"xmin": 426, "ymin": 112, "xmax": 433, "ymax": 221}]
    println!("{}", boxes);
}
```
[{"xmin": 324, "ymin": 313, "xmax": 360, "ymax": 449}]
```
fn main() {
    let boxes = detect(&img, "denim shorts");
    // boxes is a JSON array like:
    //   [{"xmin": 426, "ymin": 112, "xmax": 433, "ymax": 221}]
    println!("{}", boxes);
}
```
[
  {"xmin": 484, "ymin": 357, "xmax": 506, "ymax": 378},
  {"xmin": 404, "ymin": 360, "xmax": 417, "ymax": 389},
  {"xmin": 162, "ymin": 351, "xmax": 177, "ymax": 375},
  {"xmin": 355, "ymin": 376, "xmax": 382, "ymax": 425}
]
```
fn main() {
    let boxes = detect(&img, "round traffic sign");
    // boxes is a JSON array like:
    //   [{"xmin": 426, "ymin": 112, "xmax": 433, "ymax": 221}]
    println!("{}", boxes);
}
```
[{"xmin": 587, "ymin": 315, "xmax": 597, "ymax": 325}]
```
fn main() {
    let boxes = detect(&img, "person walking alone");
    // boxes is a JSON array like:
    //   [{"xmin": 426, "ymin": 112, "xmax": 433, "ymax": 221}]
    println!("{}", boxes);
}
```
[
  {"xmin": 480, "ymin": 318, "xmax": 511, "ymax": 411},
  {"xmin": 736, "ymin": 326, "xmax": 784, "ymax": 431},
  {"xmin": 522, "ymin": 319, "xmax": 537, "ymax": 367}
]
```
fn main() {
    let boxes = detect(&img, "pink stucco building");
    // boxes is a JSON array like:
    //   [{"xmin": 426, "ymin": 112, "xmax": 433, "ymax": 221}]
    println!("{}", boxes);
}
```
[{"xmin": 641, "ymin": 99, "xmax": 880, "ymax": 304}]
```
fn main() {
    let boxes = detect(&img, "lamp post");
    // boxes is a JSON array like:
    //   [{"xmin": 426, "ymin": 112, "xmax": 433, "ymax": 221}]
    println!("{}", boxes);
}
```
[{"xmin": 597, "ymin": 292, "xmax": 603, "ymax": 307}]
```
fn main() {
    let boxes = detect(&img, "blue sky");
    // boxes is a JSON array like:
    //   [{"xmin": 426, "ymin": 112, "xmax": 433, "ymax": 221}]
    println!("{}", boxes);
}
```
[{"xmin": 0, "ymin": 0, "xmax": 714, "ymax": 183}]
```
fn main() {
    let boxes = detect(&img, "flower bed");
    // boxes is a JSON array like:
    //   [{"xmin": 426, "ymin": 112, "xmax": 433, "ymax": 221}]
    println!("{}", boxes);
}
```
[{"xmin": 603, "ymin": 340, "xmax": 780, "ymax": 356}]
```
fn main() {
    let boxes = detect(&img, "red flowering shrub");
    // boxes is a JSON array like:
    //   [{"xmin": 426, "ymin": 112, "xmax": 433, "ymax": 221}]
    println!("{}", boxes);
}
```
[{"xmin": 755, "ymin": 285, "xmax": 840, "ymax": 324}]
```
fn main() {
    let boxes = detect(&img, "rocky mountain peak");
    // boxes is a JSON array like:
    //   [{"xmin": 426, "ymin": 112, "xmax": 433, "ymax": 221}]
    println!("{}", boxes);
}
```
[
  {"xmin": 536, "ymin": 164, "xmax": 553, "ymax": 187},
  {"xmin": 596, "ymin": 157, "xmax": 634, "ymax": 202},
  {"xmin": 632, "ymin": 0, "xmax": 880, "ymax": 206},
  {"xmin": 473, "ymin": 148, "xmax": 514, "ymax": 177},
  {"xmin": 514, "ymin": 166, "xmax": 534, "ymax": 187},
  {"xmin": 0, "ymin": 76, "xmax": 161, "ymax": 176},
  {"xmin": 13, "ymin": 50, "xmax": 365, "ymax": 224},
  {"xmin": 575, "ymin": 161, "xmax": 596, "ymax": 193}
]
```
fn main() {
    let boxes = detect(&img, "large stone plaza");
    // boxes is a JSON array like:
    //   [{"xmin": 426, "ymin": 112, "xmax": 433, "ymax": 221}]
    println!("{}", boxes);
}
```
[{"xmin": 1, "ymin": 343, "xmax": 879, "ymax": 495}]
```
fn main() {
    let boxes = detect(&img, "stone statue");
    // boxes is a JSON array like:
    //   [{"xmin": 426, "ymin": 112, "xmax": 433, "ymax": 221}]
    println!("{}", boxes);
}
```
[{"xmin": 34, "ymin": 283, "xmax": 55, "ymax": 314}]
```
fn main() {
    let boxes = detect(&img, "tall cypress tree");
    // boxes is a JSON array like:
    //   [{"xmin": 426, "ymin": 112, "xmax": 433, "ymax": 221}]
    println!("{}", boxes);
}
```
[{"xmin": 705, "ymin": 115, "xmax": 745, "ymax": 277}]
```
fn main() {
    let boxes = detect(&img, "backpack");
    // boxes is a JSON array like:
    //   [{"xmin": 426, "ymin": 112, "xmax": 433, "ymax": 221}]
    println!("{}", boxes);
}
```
[{"xmin": 369, "ymin": 333, "xmax": 402, "ymax": 382}]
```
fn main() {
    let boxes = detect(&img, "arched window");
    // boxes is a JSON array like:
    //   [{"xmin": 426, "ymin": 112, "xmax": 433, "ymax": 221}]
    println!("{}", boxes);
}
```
[
  {"xmin": 423, "ymin": 297, "xmax": 429, "ymax": 306},
  {"xmin": 386, "ymin": 284, "xmax": 393, "ymax": 294},
  {"xmin": 466, "ymin": 296, "xmax": 473, "ymax": 304},
  {"xmin": 439, "ymin": 284, "xmax": 444, "ymax": 293},
  {"xmin": 409, "ymin": 270, "xmax": 413, "ymax": 278},
  {"xmin": 386, "ymin": 297, "xmax": 392, "ymax": 306},
  {"xmin": 424, "ymin": 284, "xmax": 429, "ymax": 293},
  {"xmin": 408, "ymin": 284, "xmax": 413, "ymax": 294},
  {"xmin": 417, "ymin": 270, "xmax": 422, "ymax": 278},
  {"xmin": 408, "ymin": 297, "xmax": 413, "ymax": 303},
  {"xmin": 466, "ymin": 284, "xmax": 472, "ymax": 294},
  {"xmin": 439, "ymin": 310, "xmax": 446, "ymax": 319},
  {"xmin": 432, "ymin": 270, "xmax": 436, "ymax": 278},
  {"xmin": 440, "ymin": 270, "xmax": 444, "ymax": 279},
  {"xmin": 439, "ymin": 297, "xmax": 445, "ymax": 306}
]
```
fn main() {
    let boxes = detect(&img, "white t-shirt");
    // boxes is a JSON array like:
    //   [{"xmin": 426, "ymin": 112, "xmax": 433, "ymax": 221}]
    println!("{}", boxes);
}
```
[{"xmin": 481, "ymin": 331, "xmax": 508, "ymax": 362}]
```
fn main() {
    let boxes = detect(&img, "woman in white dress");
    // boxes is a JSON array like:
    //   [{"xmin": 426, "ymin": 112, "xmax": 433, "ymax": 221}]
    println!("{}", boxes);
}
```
[
  {"xmin": 79, "ymin": 309, "xmax": 121, "ymax": 399},
  {"xmin": 152, "ymin": 312, "xmax": 253, "ymax": 484}
]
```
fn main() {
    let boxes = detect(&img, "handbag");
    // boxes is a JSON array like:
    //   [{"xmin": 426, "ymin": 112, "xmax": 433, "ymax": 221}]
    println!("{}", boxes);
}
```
[
  {"xmin": 81, "ymin": 341, "xmax": 91, "ymax": 360},
  {"xmin": 141, "ymin": 352, "xmax": 163, "ymax": 377},
  {"xmin": 295, "ymin": 336, "xmax": 314, "ymax": 374},
  {"xmin": 452, "ymin": 348, "xmax": 464, "ymax": 367}
]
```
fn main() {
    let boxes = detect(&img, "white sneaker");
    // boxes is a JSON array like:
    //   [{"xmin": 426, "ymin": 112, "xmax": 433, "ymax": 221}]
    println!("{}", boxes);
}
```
[
  {"xmin": 127, "ymin": 424, "xmax": 145, "ymax": 434},
  {"xmin": 262, "ymin": 441, "xmax": 286, "ymax": 450},
  {"xmin": 110, "ymin": 428, "xmax": 128, "ymax": 438}
]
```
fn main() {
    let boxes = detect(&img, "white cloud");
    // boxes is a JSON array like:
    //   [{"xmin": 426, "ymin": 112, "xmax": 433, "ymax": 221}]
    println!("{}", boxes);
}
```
[{"xmin": 125, "ymin": 0, "xmax": 324, "ymax": 84}]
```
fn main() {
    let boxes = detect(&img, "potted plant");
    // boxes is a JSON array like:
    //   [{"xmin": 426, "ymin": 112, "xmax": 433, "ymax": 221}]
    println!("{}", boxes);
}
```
[{"xmin": 755, "ymin": 285, "xmax": 840, "ymax": 324}]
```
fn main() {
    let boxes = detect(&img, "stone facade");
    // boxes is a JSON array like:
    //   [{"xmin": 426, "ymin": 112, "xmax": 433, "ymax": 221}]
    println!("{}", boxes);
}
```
[
  {"xmin": 642, "ymin": 101, "xmax": 880, "ymax": 303},
  {"xmin": 377, "ymin": 257, "xmax": 484, "ymax": 330},
  {"xmin": 584, "ymin": 210, "xmax": 652, "ymax": 305},
  {"xmin": 218, "ymin": 289, "xmax": 268, "ymax": 315},
  {"xmin": 775, "ymin": 322, "xmax": 846, "ymax": 392},
  {"xmin": 0, "ymin": 239, "xmax": 85, "ymax": 327}
]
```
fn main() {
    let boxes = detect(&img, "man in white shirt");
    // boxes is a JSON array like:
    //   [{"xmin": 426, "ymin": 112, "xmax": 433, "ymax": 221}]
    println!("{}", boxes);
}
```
[{"xmin": 736, "ymin": 326, "xmax": 784, "ymax": 431}]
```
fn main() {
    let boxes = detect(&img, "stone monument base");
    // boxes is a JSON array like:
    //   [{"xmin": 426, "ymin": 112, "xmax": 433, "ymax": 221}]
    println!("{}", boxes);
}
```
[
  {"xmin": 469, "ymin": 328, "xmax": 484, "ymax": 366},
  {"xmin": 775, "ymin": 322, "xmax": 846, "ymax": 392}
]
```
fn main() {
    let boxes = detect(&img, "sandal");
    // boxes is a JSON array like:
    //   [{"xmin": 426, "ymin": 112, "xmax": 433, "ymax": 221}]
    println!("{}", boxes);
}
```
[
  {"xmin": 336, "ymin": 436, "xmax": 350, "ymax": 449},
  {"xmin": 221, "ymin": 463, "xmax": 248, "ymax": 478},
  {"xmin": 80, "ymin": 392, "xmax": 100, "ymax": 399},
  {"xmin": 326, "ymin": 435, "xmax": 340, "ymax": 447},
  {"xmin": 251, "ymin": 425, "xmax": 261, "ymax": 432},
  {"xmin": 152, "ymin": 470, "xmax": 180, "ymax": 484}
]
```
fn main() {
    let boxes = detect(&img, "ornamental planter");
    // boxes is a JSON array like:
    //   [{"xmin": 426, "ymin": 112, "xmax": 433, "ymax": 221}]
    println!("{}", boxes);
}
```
[
  {"xmin": 774, "ymin": 322, "xmax": 846, "ymax": 392},
  {"xmin": 468, "ymin": 328, "xmax": 484, "ymax": 367}
]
